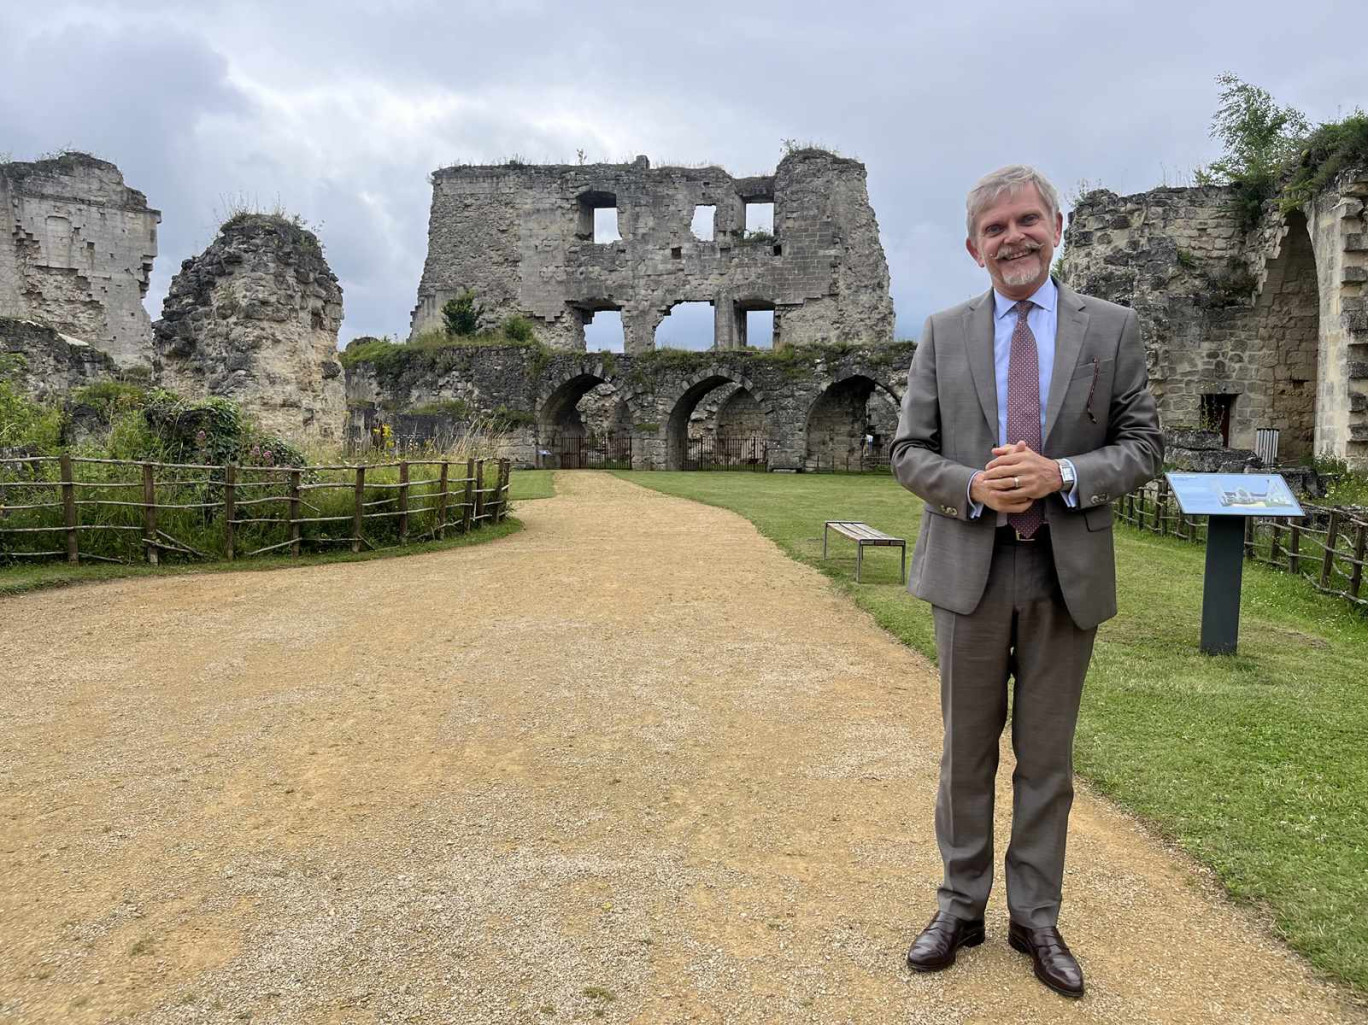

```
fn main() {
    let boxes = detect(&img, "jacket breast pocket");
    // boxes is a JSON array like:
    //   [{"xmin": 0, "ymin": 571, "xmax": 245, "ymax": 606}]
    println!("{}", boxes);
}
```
[{"xmin": 1070, "ymin": 356, "xmax": 1114, "ymax": 382}]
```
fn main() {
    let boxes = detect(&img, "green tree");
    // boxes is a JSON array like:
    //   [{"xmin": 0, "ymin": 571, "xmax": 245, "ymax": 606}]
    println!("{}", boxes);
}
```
[
  {"xmin": 1195, "ymin": 73, "xmax": 1310, "ymax": 227},
  {"xmin": 441, "ymin": 291, "xmax": 481, "ymax": 336}
]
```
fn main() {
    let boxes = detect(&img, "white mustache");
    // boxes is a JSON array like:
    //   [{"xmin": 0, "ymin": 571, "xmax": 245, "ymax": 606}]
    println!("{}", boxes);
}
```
[{"xmin": 997, "ymin": 242, "xmax": 1042, "ymax": 261}]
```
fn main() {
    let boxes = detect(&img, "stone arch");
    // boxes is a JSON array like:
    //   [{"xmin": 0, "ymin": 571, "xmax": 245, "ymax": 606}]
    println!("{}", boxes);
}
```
[
  {"xmin": 662, "ymin": 369, "xmax": 774, "ymax": 470},
  {"xmin": 804, "ymin": 373, "xmax": 901, "ymax": 472},
  {"xmin": 1250, "ymin": 210, "xmax": 1319, "ymax": 460}
]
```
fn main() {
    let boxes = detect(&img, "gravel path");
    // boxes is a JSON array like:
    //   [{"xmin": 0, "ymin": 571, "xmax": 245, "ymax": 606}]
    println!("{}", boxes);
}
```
[{"xmin": 1, "ymin": 470, "xmax": 1363, "ymax": 1024}]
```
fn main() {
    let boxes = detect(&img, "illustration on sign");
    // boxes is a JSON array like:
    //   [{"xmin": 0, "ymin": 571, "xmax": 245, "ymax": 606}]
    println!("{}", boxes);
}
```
[{"xmin": 1165, "ymin": 473, "xmax": 1305, "ymax": 517}]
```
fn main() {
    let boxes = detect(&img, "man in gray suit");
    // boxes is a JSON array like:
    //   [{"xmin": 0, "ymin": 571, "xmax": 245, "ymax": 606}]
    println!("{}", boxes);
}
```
[{"xmin": 891, "ymin": 166, "xmax": 1162, "ymax": 998}]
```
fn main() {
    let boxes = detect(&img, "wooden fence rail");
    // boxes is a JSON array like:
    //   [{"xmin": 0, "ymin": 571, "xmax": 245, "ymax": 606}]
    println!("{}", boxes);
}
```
[
  {"xmin": 1117, "ymin": 477, "xmax": 1368, "ymax": 609},
  {"xmin": 0, "ymin": 455, "xmax": 513, "ymax": 567}
]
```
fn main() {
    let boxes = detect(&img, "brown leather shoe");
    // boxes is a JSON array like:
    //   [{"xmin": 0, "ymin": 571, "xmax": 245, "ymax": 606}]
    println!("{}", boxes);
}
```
[
  {"xmin": 1008, "ymin": 920, "xmax": 1084, "ymax": 998},
  {"xmin": 905, "ymin": 911, "xmax": 985, "ymax": 972}
]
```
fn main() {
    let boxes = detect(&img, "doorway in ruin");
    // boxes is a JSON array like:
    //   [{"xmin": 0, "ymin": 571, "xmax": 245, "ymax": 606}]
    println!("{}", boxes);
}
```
[
  {"xmin": 666, "ymin": 376, "xmax": 769, "ymax": 470},
  {"xmin": 538, "ymin": 372, "xmax": 634, "ymax": 469},
  {"xmin": 1253, "ymin": 210, "xmax": 1319, "ymax": 461},
  {"xmin": 805, "ymin": 376, "xmax": 900, "ymax": 472}
]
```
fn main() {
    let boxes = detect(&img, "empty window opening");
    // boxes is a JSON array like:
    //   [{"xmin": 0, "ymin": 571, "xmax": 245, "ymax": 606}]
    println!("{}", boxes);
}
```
[
  {"xmin": 745, "ymin": 201, "xmax": 774, "ymax": 238},
  {"xmin": 744, "ymin": 310, "xmax": 774, "ymax": 349},
  {"xmin": 671, "ymin": 246, "xmax": 682, "ymax": 259},
  {"xmin": 584, "ymin": 309, "xmax": 625, "ymax": 353},
  {"xmin": 772, "ymin": 243, "xmax": 782, "ymax": 256},
  {"xmin": 594, "ymin": 207, "xmax": 621, "ymax": 243},
  {"xmin": 655, "ymin": 301, "xmax": 715, "ymax": 351},
  {"xmin": 691, "ymin": 205, "xmax": 716, "ymax": 242},
  {"xmin": 1201, "ymin": 393, "xmax": 1236, "ymax": 447},
  {"xmin": 576, "ymin": 190, "xmax": 618, "ymax": 242}
]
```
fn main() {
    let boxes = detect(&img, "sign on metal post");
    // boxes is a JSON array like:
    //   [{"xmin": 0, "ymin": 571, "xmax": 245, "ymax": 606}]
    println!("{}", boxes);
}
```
[{"xmin": 1165, "ymin": 473, "xmax": 1305, "ymax": 655}]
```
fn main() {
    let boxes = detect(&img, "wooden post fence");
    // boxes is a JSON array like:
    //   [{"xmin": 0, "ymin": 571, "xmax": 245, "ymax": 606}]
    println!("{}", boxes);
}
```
[
  {"xmin": 289, "ymin": 470, "xmax": 302, "ymax": 558},
  {"xmin": 352, "ymin": 466, "xmax": 366, "ymax": 553},
  {"xmin": 462, "ymin": 458, "xmax": 475, "ymax": 532},
  {"xmin": 1321, "ymin": 510, "xmax": 1341, "ymax": 589},
  {"xmin": 59, "ymin": 452, "xmax": 77, "ymax": 565},
  {"xmin": 224, "ymin": 464, "xmax": 237, "ymax": 561},
  {"xmin": 142, "ymin": 462, "xmax": 159, "ymax": 565},
  {"xmin": 437, "ymin": 461, "xmax": 450, "ymax": 539},
  {"xmin": 398, "ymin": 460, "xmax": 409, "ymax": 545}
]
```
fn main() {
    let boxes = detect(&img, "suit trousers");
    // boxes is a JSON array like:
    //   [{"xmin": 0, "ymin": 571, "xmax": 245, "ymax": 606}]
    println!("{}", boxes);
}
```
[{"xmin": 931, "ymin": 527, "xmax": 1097, "ymax": 928}]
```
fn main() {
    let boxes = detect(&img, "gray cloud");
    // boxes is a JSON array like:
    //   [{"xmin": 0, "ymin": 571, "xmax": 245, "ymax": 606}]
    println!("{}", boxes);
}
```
[{"xmin": 3, "ymin": 0, "xmax": 1366, "ymax": 349}]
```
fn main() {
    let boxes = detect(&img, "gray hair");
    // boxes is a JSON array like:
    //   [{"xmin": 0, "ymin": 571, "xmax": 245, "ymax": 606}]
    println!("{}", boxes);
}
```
[{"xmin": 965, "ymin": 165, "xmax": 1061, "ymax": 237}]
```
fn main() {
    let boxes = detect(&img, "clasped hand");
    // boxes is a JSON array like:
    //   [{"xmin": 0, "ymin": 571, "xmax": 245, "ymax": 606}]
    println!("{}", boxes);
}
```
[{"xmin": 969, "ymin": 441, "xmax": 1063, "ymax": 514}]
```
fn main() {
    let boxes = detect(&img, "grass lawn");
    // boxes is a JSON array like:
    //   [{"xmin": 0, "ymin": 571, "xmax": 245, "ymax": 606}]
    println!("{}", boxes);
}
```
[
  {"xmin": 615, "ymin": 469, "xmax": 1368, "ymax": 993},
  {"xmin": 0, "ymin": 468, "xmax": 555, "ymax": 598}
]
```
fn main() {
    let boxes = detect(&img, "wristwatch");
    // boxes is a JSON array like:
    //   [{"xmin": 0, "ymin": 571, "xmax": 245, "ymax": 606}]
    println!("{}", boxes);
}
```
[{"xmin": 1056, "ymin": 459, "xmax": 1075, "ymax": 492}]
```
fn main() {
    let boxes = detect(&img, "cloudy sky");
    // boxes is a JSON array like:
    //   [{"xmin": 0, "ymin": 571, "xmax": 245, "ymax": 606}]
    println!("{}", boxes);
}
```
[{"xmin": 2, "ymin": 0, "xmax": 1365, "ymax": 351}]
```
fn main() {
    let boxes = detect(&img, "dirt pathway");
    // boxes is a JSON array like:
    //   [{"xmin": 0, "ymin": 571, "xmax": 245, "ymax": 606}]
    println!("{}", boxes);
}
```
[{"xmin": 0, "ymin": 471, "xmax": 1362, "ymax": 1024}]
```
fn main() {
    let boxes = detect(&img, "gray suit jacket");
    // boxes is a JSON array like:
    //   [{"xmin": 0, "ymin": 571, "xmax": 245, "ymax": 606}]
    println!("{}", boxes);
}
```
[{"xmin": 890, "ymin": 280, "xmax": 1162, "ymax": 630}]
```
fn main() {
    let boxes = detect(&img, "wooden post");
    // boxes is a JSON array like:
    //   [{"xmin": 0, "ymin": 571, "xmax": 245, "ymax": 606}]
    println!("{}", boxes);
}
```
[
  {"xmin": 462, "ymin": 458, "xmax": 475, "ymax": 533},
  {"xmin": 1244, "ymin": 515, "xmax": 1255, "ymax": 561},
  {"xmin": 352, "ymin": 466, "xmax": 366, "ymax": 553},
  {"xmin": 1351, "ymin": 523, "xmax": 1366, "ymax": 599},
  {"xmin": 1320, "ymin": 510, "xmax": 1341, "ymax": 589},
  {"xmin": 1289, "ymin": 521, "xmax": 1302, "ymax": 577},
  {"xmin": 473, "ymin": 458, "xmax": 486, "ymax": 524},
  {"xmin": 142, "ymin": 462, "xmax": 159, "ymax": 565},
  {"xmin": 1157, "ymin": 481, "xmax": 1169, "ymax": 536},
  {"xmin": 289, "ymin": 469, "xmax": 302, "ymax": 558},
  {"xmin": 1269, "ymin": 520, "xmax": 1282, "ymax": 565},
  {"xmin": 224, "ymin": 464, "xmax": 237, "ymax": 561},
  {"xmin": 59, "ymin": 452, "xmax": 78, "ymax": 565},
  {"xmin": 497, "ymin": 459, "xmax": 510, "ymax": 521},
  {"xmin": 398, "ymin": 460, "xmax": 409, "ymax": 545},
  {"xmin": 436, "ymin": 461, "xmax": 449, "ymax": 540}
]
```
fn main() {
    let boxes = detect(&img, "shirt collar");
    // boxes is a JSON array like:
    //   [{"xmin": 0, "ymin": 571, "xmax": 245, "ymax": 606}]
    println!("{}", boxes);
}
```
[{"xmin": 993, "ymin": 275, "xmax": 1058, "ymax": 320}]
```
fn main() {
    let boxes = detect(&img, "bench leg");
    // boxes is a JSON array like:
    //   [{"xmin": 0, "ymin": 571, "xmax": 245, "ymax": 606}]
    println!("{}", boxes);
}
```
[
  {"xmin": 900, "ymin": 544, "xmax": 906, "ymax": 584},
  {"xmin": 856, "ymin": 543, "xmax": 863, "ymax": 584},
  {"xmin": 823, "ymin": 523, "xmax": 828, "ymax": 560}
]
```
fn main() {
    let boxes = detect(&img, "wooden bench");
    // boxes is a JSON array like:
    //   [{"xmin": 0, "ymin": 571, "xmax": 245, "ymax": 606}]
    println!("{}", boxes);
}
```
[{"xmin": 822, "ymin": 521, "xmax": 906, "ymax": 584}]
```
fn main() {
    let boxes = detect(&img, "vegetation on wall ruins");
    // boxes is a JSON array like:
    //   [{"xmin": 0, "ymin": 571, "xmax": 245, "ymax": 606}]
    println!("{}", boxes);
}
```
[{"xmin": 1194, "ymin": 73, "xmax": 1368, "ymax": 229}]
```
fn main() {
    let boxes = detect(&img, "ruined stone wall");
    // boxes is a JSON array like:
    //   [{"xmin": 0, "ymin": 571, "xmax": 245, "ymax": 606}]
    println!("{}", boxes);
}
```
[
  {"xmin": 343, "ymin": 342, "xmax": 916, "ymax": 469},
  {"xmin": 0, "ymin": 316, "xmax": 119, "ymax": 403},
  {"xmin": 1064, "ymin": 171, "xmax": 1368, "ymax": 466},
  {"xmin": 410, "ymin": 150, "xmax": 894, "ymax": 353},
  {"xmin": 0, "ymin": 154, "xmax": 159, "ymax": 368},
  {"xmin": 153, "ymin": 216, "xmax": 346, "ymax": 442}
]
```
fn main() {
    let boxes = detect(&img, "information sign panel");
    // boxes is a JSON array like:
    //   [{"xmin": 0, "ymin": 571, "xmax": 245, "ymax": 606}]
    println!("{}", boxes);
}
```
[{"xmin": 1164, "ymin": 472, "xmax": 1304, "ymax": 518}]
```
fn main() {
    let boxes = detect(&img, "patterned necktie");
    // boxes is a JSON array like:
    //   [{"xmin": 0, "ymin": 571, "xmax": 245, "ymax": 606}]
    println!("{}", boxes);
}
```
[{"xmin": 1006, "ymin": 300, "xmax": 1044, "ymax": 539}]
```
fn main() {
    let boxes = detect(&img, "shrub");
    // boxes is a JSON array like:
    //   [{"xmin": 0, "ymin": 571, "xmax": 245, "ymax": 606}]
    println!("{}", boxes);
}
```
[
  {"xmin": 0, "ymin": 379, "xmax": 63, "ymax": 451},
  {"xmin": 501, "ymin": 316, "xmax": 535, "ymax": 343},
  {"xmin": 442, "ymin": 291, "xmax": 481, "ymax": 336}
]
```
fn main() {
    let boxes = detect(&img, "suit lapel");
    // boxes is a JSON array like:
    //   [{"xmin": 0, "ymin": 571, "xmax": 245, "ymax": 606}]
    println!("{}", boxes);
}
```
[
  {"xmin": 1043, "ymin": 282, "xmax": 1090, "ymax": 446},
  {"xmin": 962, "ymin": 289, "xmax": 998, "ymax": 441}
]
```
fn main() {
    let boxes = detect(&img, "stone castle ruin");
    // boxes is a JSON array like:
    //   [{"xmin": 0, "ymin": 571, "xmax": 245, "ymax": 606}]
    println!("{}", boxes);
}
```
[
  {"xmin": 1065, "ymin": 170, "xmax": 1368, "ymax": 468},
  {"xmin": 0, "ymin": 153, "xmax": 159, "ymax": 369},
  {"xmin": 153, "ymin": 215, "xmax": 346, "ymax": 440},
  {"xmin": 409, "ymin": 150, "xmax": 895, "ymax": 352}
]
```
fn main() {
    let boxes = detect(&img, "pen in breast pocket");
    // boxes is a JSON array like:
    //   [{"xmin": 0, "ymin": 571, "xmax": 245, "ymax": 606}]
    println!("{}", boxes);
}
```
[{"xmin": 1086, "ymin": 357, "xmax": 1099, "ymax": 424}]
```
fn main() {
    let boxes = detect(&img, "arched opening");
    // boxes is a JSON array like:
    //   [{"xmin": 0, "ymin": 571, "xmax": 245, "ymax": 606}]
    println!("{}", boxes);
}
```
[
  {"xmin": 805, "ymin": 376, "xmax": 900, "ymax": 473},
  {"xmin": 1254, "ymin": 210, "xmax": 1319, "ymax": 462},
  {"xmin": 539, "ymin": 373, "xmax": 631, "ymax": 469},
  {"xmin": 666, "ymin": 375, "xmax": 767, "ymax": 470}
]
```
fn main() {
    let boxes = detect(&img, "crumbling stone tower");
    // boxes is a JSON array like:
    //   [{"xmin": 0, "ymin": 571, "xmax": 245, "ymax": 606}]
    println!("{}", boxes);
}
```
[
  {"xmin": 0, "ymin": 153, "xmax": 159, "ymax": 368},
  {"xmin": 410, "ymin": 149, "xmax": 894, "ymax": 352},
  {"xmin": 1065, "ymin": 169, "xmax": 1368, "ymax": 467},
  {"xmin": 153, "ymin": 215, "xmax": 346, "ymax": 441}
]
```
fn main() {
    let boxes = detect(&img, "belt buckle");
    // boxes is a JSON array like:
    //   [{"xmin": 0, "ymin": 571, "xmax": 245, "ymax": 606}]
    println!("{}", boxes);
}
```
[{"xmin": 1014, "ymin": 527, "xmax": 1036, "ymax": 543}]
